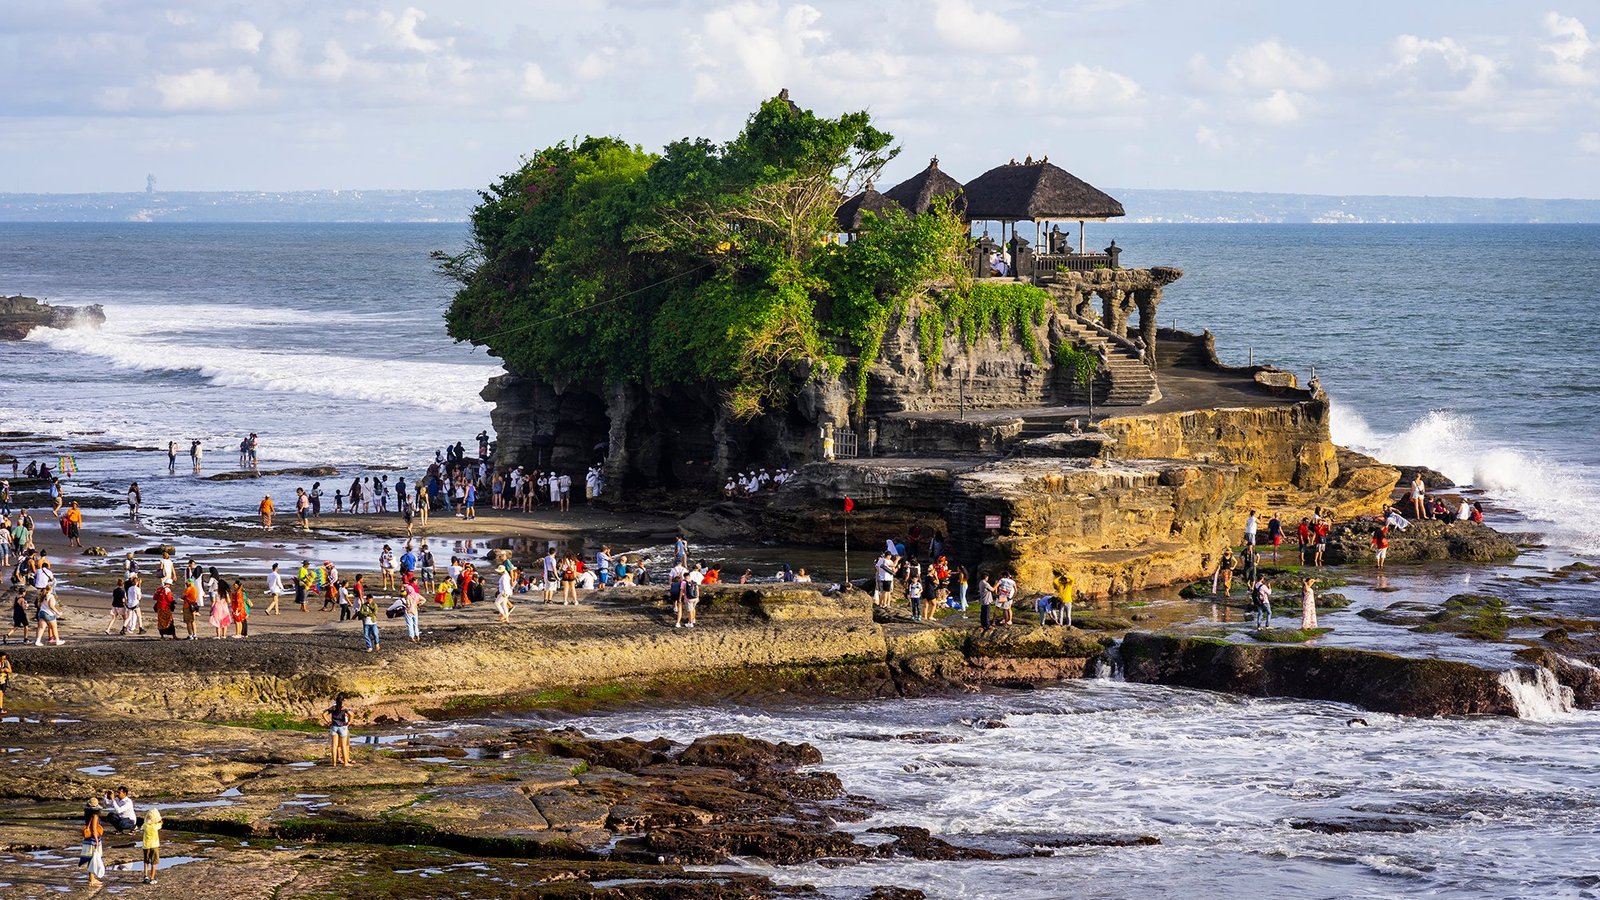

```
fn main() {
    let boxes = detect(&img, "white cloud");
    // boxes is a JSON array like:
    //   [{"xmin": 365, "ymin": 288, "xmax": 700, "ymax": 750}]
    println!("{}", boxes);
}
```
[
  {"xmin": 1249, "ymin": 88, "xmax": 1301, "ymax": 124},
  {"xmin": 1194, "ymin": 124, "xmax": 1224, "ymax": 150},
  {"xmin": 1388, "ymin": 35, "xmax": 1499, "ymax": 103},
  {"xmin": 1225, "ymin": 39, "xmax": 1331, "ymax": 92},
  {"xmin": 378, "ymin": 7, "xmax": 443, "ymax": 54},
  {"xmin": 522, "ymin": 63, "xmax": 565, "ymax": 100},
  {"xmin": 1540, "ymin": 12, "xmax": 1598, "ymax": 85},
  {"xmin": 576, "ymin": 48, "xmax": 617, "ymax": 80},
  {"xmin": 154, "ymin": 66, "xmax": 263, "ymax": 111},
  {"xmin": 691, "ymin": 1, "xmax": 826, "ymax": 95},
  {"xmin": 227, "ymin": 21, "xmax": 263, "ymax": 54},
  {"xmin": 1581, "ymin": 132, "xmax": 1600, "ymax": 154},
  {"xmin": 932, "ymin": 0, "xmax": 1022, "ymax": 53},
  {"xmin": 1052, "ymin": 63, "xmax": 1140, "ymax": 107}
]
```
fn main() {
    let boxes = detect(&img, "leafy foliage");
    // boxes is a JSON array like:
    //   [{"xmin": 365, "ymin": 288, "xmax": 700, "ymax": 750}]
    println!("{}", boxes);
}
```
[{"xmin": 442, "ymin": 94, "xmax": 1037, "ymax": 420}]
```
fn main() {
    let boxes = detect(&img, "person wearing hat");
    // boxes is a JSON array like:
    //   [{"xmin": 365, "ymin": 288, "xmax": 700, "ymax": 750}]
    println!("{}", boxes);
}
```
[
  {"xmin": 80, "ymin": 797, "xmax": 105, "ymax": 885},
  {"xmin": 140, "ymin": 806, "xmax": 163, "ymax": 884}
]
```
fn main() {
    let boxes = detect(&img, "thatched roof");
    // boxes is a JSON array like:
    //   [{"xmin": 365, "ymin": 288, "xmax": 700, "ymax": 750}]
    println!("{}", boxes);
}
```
[
  {"xmin": 882, "ymin": 157, "xmax": 966, "ymax": 216},
  {"xmin": 834, "ymin": 183, "xmax": 898, "ymax": 233},
  {"xmin": 962, "ymin": 157, "xmax": 1124, "ymax": 221}
]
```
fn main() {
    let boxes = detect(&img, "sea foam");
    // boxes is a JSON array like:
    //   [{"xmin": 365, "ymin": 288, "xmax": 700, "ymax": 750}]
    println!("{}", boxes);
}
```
[{"xmin": 1331, "ymin": 403, "xmax": 1600, "ymax": 554}]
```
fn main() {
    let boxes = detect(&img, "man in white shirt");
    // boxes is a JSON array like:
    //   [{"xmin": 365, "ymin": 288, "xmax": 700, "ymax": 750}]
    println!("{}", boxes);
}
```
[
  {"xmin": 494, "ymin": 567, "xmax": 514, "ymax": 623},
  {"xmin": 107, "ymin": 786, "xmax": 138, "ymax": 832},
  {"xmin": 873, "ymin": 552, "xmax": 897, "ymax": 606},
  {"xmin": 124, "ymin": 576, "xmax": 144, "ymax": 635},
  {"xmin": 542, "ymin": 551, "xmax": 558, "ymax": 604},
  {"xmin": 557, "ymin": 473, "xmax": 572, "ymax": 511}
]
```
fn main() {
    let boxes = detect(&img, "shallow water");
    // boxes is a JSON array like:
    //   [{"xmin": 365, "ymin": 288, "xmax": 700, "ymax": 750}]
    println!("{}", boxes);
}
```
[{"xmin": 568, "ymin": 681, "xmax": 1600, "ymax": 899}]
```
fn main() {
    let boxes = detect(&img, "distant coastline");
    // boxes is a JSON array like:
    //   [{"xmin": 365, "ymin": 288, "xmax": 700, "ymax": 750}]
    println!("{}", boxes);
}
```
[{"xmin": 3, "ymin": 188, "xmax": 1599, "ymax": 224}]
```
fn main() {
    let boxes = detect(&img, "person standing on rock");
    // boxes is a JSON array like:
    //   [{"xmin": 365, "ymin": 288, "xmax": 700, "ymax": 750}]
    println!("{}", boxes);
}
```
[
  {"xmin": 358, "ymin": 591, "xmax": 380, "ymax": 652},
  {"xmin": 995, "ymin": 573, "xmax": 1017, "ymax": 626},
  {"xmin": 189, "ymin": 439, "xmax": 202, "ymax": 473},
  {"xmin": 80, "ymin": 798, "xmax": 106, "ymax": 886},
  {"xmin": 125, "ymin": 484, "xmax": 140, "ymax": 520},
  {"xmin": 124, "ymin": 575, "xmax": 144, "ymax": 635},
  {"xmin": 229, "ymin": 580, "xmax": 249, "ymax": 638},
  {"xmin": 1313, "ymin": 519, "xmax": 1330, "ymax": 569},
  {"xmin": 153, "ymin": 580, "xmax": 176, "ymax": 640},
  {"xmin": 1241, "ymin": 542, "xmax": 1259, "ymax": 589},
  {"xmin": 1251, "ymin": 576, "xmax": 1272, "ymax": 630},
  {"xmin": 1244, "ymin": 510, "xmax": 1258, "ymax": 548},
  {"xmin": 259, "ymin": 494, "xmax": 274, "ymax": 529},
  {"xmin": 1372, "ymin": 526, "xmax": 1390, "ymax": 570},
  {"xmin": 402, "ymin": 581, "xmax": 423, "ymax": 642},
  {"xmin": 541, "ymin": 550, "xmax": 558, "ymax": 604},
  {"xmin": 378, "ymin": 545, "xmax": 396, "ymax": 590},
  {"xmin": 977, "ymin": 573, "xmax": 995, "ymax": 628},
  {"xmin": 907, "ymin": 571, "xmax": 926, "ymax": 621},
  {"xmin": 264, "ymin": 563, "xmax": 284, "ymax": 615},
  {"xmin": 0, "ymin": 650, "xmax": 11, "ymax": 713},
  {"xmin": 1267, "ymin": 513, "xmax": 1283, "ymax": 562},
  {"xmin": 208, "ymin": 578, "xmax": 233, "ymax": 638},
  {"xmin": 105, "ymin": 579, "xmax": 128, "ymax": 635},
  {"xmin": 1300, "ymin": 577, "xmax": 1318, "ymax": 630},
  {"xmin": 494, "ymin": 564, "xmax": 514, "ymax": 624},
  {"xmin": 1213, "ymin": 548, "xmax": 1235, "ymax": 597},
  {"xmin": 1410, "ymin": 473, "xmax": 1427, "ymax": 520},
  {"xmin": 167, "ymin": 441, "xmax": 177, "ymax": 474},
  {"xmin": 139, "ymin": 807, "xmax": 163, "ymax": 885},
  {"xmin": 181, "ymin": 576, "xmax": 200, "ymax": 639},
  {"xmin": 872, "ymin": 551, "xmax": 896, "ymax": 608},
  {"xmin": 295, "ymin": 487, "xmax": 311, "ymax": 531},
  {"xmin": 324, "ymin": 695, "xmax": 352, "ymax": 767},
  {"xmin": 64, "ymin": 501, "xmax": 84, "ymax": 549}
]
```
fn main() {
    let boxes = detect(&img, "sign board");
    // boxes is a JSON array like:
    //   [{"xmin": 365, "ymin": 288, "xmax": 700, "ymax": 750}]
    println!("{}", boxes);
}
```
[{"xmin": 984, "ymin": 515, "xmax": 1002, "ymax": 530}]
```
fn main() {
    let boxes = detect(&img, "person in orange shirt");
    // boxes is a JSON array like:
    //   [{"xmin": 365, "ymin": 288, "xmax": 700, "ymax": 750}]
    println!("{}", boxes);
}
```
[
  {"xmin": 181, "ymin": 578, "xmax": 201, "ymax": 640},
  {"xmin": 64, "ymin": 502, "xmax": 84, "ymax": 549},
  {"xmin": 259, "ymin": 495, "xmax": 274, "ymax": 528}
]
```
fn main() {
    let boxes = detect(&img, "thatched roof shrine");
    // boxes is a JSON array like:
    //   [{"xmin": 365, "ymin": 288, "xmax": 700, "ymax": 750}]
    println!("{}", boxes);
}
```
[
  {"xmin": 962, "ymin": 158, "xmax": 1125, "ymax": 222},
  {"xmin": 881, "ymin": 157, "xmax": 966, "ymax": 216},
  {"xmin": 834, "ymin": 183, "xmax": 898, "ymax": 233}
]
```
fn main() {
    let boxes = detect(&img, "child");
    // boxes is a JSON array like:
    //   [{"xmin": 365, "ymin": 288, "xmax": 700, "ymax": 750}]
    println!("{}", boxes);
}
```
[
  {"xmin": 140, "ymin": 807, "xmax": 163, "ymax": 884},
  {"xmin": 334, "ymin": 489, "xmax": 344, "ymax": 513},
  {"xmin": 337, "ymin": 581, "xmax": 353, "ymax": 622}
]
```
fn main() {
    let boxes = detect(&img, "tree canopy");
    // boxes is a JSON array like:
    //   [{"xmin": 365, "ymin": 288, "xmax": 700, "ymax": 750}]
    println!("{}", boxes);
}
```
[{"xmin": 441, "ymin": 92, "xmax": 973, "ymax": 418}]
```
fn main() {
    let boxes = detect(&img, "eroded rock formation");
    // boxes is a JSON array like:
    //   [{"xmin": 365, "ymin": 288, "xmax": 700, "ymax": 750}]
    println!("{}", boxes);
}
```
[{"xmin": 0, "ymin": 294, "xmax": 105, "ymax": 340}]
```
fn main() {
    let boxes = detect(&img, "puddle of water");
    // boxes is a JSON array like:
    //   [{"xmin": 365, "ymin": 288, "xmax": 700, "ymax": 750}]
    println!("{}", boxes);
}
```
[
  {"xmin": 219, "ymin": 787, "xmax": 243, "ymax": 797},
  {"xmin": 155, "ymin": 799, "xmax": 236, "ymax": 811},
  {"xmin": 75, "ymin": 764, "xmax": 116, "ymax": 777},
  {"xmin": 285, "ymin": 762, "xmax": 317, "ymax": 769},
  {"xmin": 110, "ymin": 855, "xmax": 206, "ymax": 872}
]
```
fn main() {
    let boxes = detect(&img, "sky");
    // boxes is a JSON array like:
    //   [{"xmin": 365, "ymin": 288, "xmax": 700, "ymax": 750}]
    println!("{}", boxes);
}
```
[{"xmin": 2, "ymin": 0, "xmax": 1599, "ymax": 198}]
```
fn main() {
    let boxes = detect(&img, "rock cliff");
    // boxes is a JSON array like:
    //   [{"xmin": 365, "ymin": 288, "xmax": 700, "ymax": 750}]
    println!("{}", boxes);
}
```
[{"xmin": 0, "ymin": 294, "xmax": 105, "ymax": 340}]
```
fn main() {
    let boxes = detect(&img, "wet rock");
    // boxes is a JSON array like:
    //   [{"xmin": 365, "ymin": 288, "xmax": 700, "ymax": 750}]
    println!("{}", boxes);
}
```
[
  {"xmin": 645, "ymin": 822, "xmax": 867, "ymax": 865},
  {"xmin": 513, "ymin": 728, "xmax": 673, "ymax": 773},
  {"xmin": 1391, "ymin": 463, "xmax": 1456, "ymax": 491},
  {"xmin": 1034, "ymin": 833, "xmax": 1162, "ymax": 848},
  {"xmin": 676, "ymin": 733, "xmax": 822, "ymax": 774},
  {"xmin": 1120, "ymin": 631, "xmax": 1518, "ymax": 716},
  {"xmin": 1326, "ymin": 519, "xmax": 1518, "ymax": 565},
  {"xmin": 203, "ymin": 465, "xmax": 340, "ymax": 481},
  {"xmin": 868, "ymin": 825, "xmax": 1033, "ymax": 860},
  {"xmin": 0, "ymin": 294, "xmax": 105, "ymax": 340},
  {"xmin": 866, "ymin": 888, "xmax": 928, "ymax": 900},
  {"xmin": 1289, "ymin": 818, "xmax": 1426, "ymax": 835}
]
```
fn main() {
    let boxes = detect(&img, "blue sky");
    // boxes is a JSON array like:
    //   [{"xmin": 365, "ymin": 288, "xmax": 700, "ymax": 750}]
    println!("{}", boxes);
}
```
[{"xmin": 2, "ymin": 0, "xmax": 1598, "ymax": 197}]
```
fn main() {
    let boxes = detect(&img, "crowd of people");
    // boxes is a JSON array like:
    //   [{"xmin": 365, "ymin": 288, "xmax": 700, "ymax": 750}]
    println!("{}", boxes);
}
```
[{"xmin": 722, "ymin": 468, "xmax": 796, "ymax": 498}]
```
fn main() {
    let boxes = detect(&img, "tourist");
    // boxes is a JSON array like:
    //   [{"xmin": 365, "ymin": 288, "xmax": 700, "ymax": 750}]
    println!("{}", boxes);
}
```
[
  {"xmin": 1035, "ymin": 593, "xmax": 1053, "ymax": 626},
  {"xmin": 0, "ymin": 650, "xmax": 10, "ymax": 713},
  {"xmin": 181, "ymin": 576, "xmax": 200, "ymax": 639},
  {"xmin": 541, "ymin": 550, "xmax": 558, "ymax": 604},
  {"xmin": 1300, "ymin": 577, "xmax": 1318, "ymax": 630},
  {"xmin": 167, "ymin": 441, "xmax": 177, "ymax": 474},
  {"xmin": 1313, "ymin": 520, "xmax": 1329, "ymax": 568},
  {"xmin": 1266, "ymin": 513, "xmax": 1283, "ymax": 561},
  {"xmin": 1251, "ymin": 576, "xmax": 1272, "ymax": 629},
  {"xmin": 80, "ymin": 798, "xmax": 106, "ymax": 886},
  {"xmin": 158, "ymin": 549, "xmax": 176, "ymax": 587},
  {"xmin": 494, "ymin": 564, "xmax": 513, "ymax": 623},
  {"xmin": 402, "ymin": 581, "xmax": 423, "ymax": 642},
  {"xmin": 1214, "ymin": 548, "xmax": 1234, "ymax": 597},
  {"xmin": 1384, "ymin": 506, "xmax": 1411, "ymax": 531},
  {"xmin": 63, "ymin": 501, "xmax": 84, "ymax": 549},
  {"xmin": 139, "ymin": 807, "xmax": 163, "ymax": 885},
  {"xmin": 1410, "ymin": 473, "xmax": 1427, "ymax": 520},
  {"xmin": 977, "ymin": 573, "xmax": 994, "ymax": 628},
  {"xmin": 296, "ymin": 487, "xmax": 311, "ymax": 531},
  {"xmin": 49, "ymin": 478, "xmax": 63, "ymax": 516},
  {"xmin": 1372, "ymin": 526, "xmax": 1390, "ymax": 569},
  {"xmin": 229, "ymin": 580, "xmax": 249, "ymax": 638},
  {"xmin": 1244, "ymin": 509, "xmax": 1258, "ymax": 547},
  {"xmin": 1296, "ymin": 517, "xmax": 1311, "ymax": 549},
  {"xmin": 153, "ymin": 580, "xmax": 177, "ymax": 639},
  {"xmin": 205, "ymin": 567, "xmax": 225, "ymax": 622},
  {"xmin": 107, "ymin": 786, "xmax": 138, "ymax": 832},
  {"xmin": 795, "ymin": 567, "xmax": 812, "ymax": 583},
  {"xmin": 324, "ymin": 694, "xmax": 352, "ymax": 767},
  {"xmin": 873, "ymin": 550, "xmax": 896, "ymax": 607},
  {"xmin": 558, "ymin": 471, "xmax": 572, "ymax": 512},
  {"xmin": 680, "ymin": 571, "xmax": 701, "ymax": 628},
  {"xmin": 124, "ymin": 575, "xmax": 144, "ymax": 634},
  {"xmin": 105, "ymin": 578, "xmax": 128, "ymax": 635},
  {"xmin": 189, "ymin": 439, "xmax": 202, "ymax": 473},
  {"xmin": 379, "ymin": 544, "xmax": 396, "ymax": 590},
  {"xmin": 1456, "ymin": 498, "xmax": 1473, "ymax": 522},
  {"xmin": 1241, "ymin": 542, "xmax": 1259, "ymax": 588},
  {"xmin": 5, "ymin": 584, "xmax": 27, "ymax": 645},
  {"xmin": 907, "ymin": 573, "xmax": 924, "ymax": 621},
  {"xmin": 673, "ymin": 536, "xmax": 689, "ymax": 568},
  {"xmin": 995, "ymin": 572, "xmax": 1017, "ymax": 626},
  {"xmin": 208, "ymin": 579, "xmax": 234, "ymax": 638},
  {"xmin": 264, "ymin": 563, "xmax": 283, "ymax": 615},
  {"xmin": 559, "ymin": 553, "xmax": 579, "ymax": 605},
  {"xmin": 420, "ymin": 543, "xmax": 436, "ymax": 589},
  {"xmin": 334, "ymin": 488, "xmax": 344, "ymax": 513},
  {"xmin": 259, "ymin": 494, "xmax": 275, "ymax": 528},
  {"xmin": 463, "ymin": 480, "xmax": 477, "ymax": 520},
  {"xmin": 1471, "ymin": 500, "xmax": 1485, "ymax": 523},
  {"xmin": 126, "ymin": 483, "xmax": 140, "ymax": 520},
  {"xmin": 310, "ymin": 482, "xmax": 322, "ymax": 517},
  {"xmin": 359, "ymin": 591, "xmax": 380, "ymax": 652}
]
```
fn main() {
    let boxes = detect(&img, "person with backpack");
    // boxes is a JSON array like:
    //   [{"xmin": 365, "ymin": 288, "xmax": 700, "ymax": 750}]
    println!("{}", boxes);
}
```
[
  {"xmin": 559, "ymin": 554, "xmax": 578, "ymax": 606},
  {"xmin": 679, "ymin": 571, "xmax": 700, "ymax": 628},
  {"xmin": 359, "ymin": 591, "xmax": 380, "ymax": 652},
  {"xmin": 1251, "ymin": 576, "xmax": 1272, "ymax": 629},
  {"xmin": 181, "ymin": 576, "xmax": 201, "ymax": 640}
]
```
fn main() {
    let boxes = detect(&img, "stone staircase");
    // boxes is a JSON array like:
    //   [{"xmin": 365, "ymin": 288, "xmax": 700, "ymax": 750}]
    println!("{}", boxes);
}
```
[{"xmin": 1057, "ymin": 315, "xmax": 1161, "ymax": 407}]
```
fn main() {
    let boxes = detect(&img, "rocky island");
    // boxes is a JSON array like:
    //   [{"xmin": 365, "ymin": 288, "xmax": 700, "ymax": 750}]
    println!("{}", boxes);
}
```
[{"xmin": 0, "ymin": 294, "xmax": 105, "ymax": 340}]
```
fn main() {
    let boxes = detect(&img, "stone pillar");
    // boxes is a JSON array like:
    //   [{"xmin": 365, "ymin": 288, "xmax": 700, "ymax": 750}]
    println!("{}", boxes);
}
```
[
  {"xmin": 1136, "ymin": 287, "xmax": 1162, "ymax": 370},
  {"xmin": 1099, "ymin": 290, "xmax": 1115, "ymax": 329},
  {"xmin": 603, "ymin": 382, "xmax": 634, "ymax": 499}
]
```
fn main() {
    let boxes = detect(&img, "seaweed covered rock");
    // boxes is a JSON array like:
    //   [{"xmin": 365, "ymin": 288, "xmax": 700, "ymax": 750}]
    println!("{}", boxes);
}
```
[{"xmin": 1120, "ymin": 631, "xmax": 1516, "ymax": 716}]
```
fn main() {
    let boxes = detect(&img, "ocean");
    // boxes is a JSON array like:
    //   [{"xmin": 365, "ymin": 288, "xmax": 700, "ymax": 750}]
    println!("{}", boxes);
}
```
[
  {"xmin": 6, "ymin": 221, "xmax": 1600, "ymax": 898},
  {"xmin": 5, "ymin": 221, "xmax": 1598, "ymax": 553}
]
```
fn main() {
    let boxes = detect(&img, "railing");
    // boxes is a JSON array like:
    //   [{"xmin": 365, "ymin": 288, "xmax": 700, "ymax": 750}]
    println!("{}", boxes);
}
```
[
  {"xmin": 1033, "ymin": 252, "xmax": 1113, "ymax": 278},
  {"xmin": 834, "ymin": 428, "xmax": 859, "ymax": 459},
  {"xmin": 967, "ymin": 245, "xmax": 1121, "ymax": 283}
]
